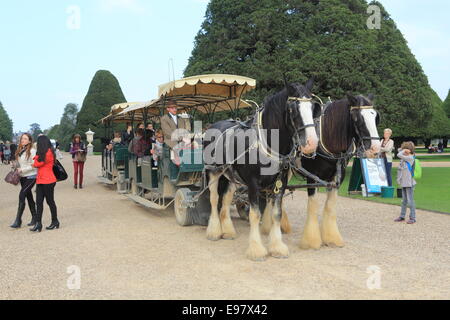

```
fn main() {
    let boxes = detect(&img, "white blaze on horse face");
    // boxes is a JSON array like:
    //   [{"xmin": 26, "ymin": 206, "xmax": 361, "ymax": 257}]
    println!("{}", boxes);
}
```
[
  {"xmin": 299, "ymin": 100, "xmax": 319, "ymax": 154},
  {"xmin": 361, "ymin": 109, "xmax": 381, "ymax": 154}
]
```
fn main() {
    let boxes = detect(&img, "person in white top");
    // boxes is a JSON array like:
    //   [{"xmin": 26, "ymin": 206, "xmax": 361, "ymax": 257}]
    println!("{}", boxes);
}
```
[
  {"xmin": 380, "ymin": 128, "xmax": 395, "ymax": 187},
  {"xmin": 10, "ymin": 133, "xmax": 38, "ymax": 229}
]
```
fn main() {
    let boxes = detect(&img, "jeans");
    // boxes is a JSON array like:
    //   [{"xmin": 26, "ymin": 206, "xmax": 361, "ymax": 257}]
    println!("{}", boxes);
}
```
[
  {"xmin": 19, "ymin": 177, "xmax": 36, "ymax": 210},
  {"xmin": 73, "ymin": 161, "xmax": 85, "ymax": 186},
  {"xmin": 36, "ymin": 183, "xmax": 58, "ymax": 222},
  {"xmin": 383, "ymin": 157, "xmax": 393, "ymax": 187},
  {"xmin": 400, "ymin": 187, "xmax": 416, "ymax": 220}
]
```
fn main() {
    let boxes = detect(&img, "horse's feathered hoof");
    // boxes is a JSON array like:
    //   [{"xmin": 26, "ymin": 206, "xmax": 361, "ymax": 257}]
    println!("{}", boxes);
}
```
[
  {"xmin": 299, "ymin": 238, "xmax": 322, "ymax": 250},
  {"xmin": 221, "ymin": 233, "xmax": 236, "ymax": 240},
  {"xmin": 246, "ymin": 244, "xmax": 268, "ymax": 262},
  {"xmin": 323, "ymin": 241, "xmax": 345, "ymax": 248},
  {"xmin": 207, "ymin": 235, "xmax": 222, "ymax": 241},
  {"xmin": 269, "ymin": 243, "xmax": 290, "ymax": 259}
]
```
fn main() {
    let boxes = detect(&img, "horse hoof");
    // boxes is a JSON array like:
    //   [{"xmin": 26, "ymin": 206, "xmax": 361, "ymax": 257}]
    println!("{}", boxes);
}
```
[
  {"xmin": 222, "ymin": 233, "xmax": 236, "ymax": 240},
  {"xmin": 299, "ymin": 240, "xmax": 322, "ymax": 250},
  {"xmin": 246, "ymin": 246, "xmax": 268, "ymax": 262},
  {"xmin": 207, "ymin": 234, "xmax": 222, "ymax": 241},
  {"xmin": 248, "ymin": 255, "xmax": 267, "ymax": 262},
  {"xmin": 270, "ymin": 253, "xmax": 289, "ymax": 259},
  {"xmin": 269, "ymin": 243, "xmax": 290, "ymax": 259},
  {"xmin": 324, "ymin": 241, "xmax": 345, "ymax": 248}
]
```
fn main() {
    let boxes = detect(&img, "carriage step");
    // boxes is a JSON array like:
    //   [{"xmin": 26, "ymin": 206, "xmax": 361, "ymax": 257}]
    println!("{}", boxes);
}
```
[
  {"xmin": 97, "ymin": 176, "xmax": 115, "ymax": 185},
  {"xmin": 125, "ymin": 194, "xmax": 168, "ymax": 210}
]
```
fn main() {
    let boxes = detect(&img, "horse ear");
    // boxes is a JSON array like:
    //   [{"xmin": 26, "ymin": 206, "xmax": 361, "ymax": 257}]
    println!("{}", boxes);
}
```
[
  {"xmin": 347, "ymin": 93, "xmax": 358, "ymax": 107},
  {"xmin": 306, "ymin": 77, "xmax": 314, "ymax": 91},
  {"xmin": 283, "ymin": 73, "xmax": 289, "ymax": 88},
  {"xmin": 367, "ymin": 93, "xmax": 375, "ymax": 102},
  {"xmin": 283, "ymin": 74, "xmax": 296, "ymax": 96}
]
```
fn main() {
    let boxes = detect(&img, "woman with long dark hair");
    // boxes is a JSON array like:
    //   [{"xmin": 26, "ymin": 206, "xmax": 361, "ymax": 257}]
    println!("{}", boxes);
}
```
[
  {"xmin": 69, "ymin": 134, "xmax": 87, "ymax": 189},
  {"xmin": 31, "ymin": 135, "xmax": 59, "ymax": 232},
  {"xmin": 10, "ymin": 133, "xmax": 37, "ymax": 228}
]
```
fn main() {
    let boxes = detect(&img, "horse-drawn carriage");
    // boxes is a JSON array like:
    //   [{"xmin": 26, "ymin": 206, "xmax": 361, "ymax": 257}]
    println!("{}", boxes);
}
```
[
  {"xmin": 98, "ymin": 73, "xmax": 382, "ymax": 261},
  {"xmin": 98, "ymin": 74, "xmax": 257, "ymax": 226}
]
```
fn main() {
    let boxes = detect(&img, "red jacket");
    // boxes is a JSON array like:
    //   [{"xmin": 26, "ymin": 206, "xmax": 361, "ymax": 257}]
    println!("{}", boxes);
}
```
[{"xmin": 33, "ymin": 149, "xmax": 57, "ymax": 185}]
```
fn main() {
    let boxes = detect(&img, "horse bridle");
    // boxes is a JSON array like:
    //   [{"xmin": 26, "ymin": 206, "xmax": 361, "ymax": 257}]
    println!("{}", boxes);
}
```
[
  {"xmin": 254, "ymin": 95, "xmax": 322, "ymax": 162},
  {"xmin": 350, "ymin": 105, "xmax": 379, "ymax": 153},
  {"xmin": 287, "ymin": 96, "xmax": 323, "ymax": 159}
]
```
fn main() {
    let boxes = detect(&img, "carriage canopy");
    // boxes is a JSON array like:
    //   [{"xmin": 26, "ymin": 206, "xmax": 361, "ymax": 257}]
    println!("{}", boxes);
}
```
[{"xmin": 100, "ymin": 74, "xmax": 257, "ymax": 124}]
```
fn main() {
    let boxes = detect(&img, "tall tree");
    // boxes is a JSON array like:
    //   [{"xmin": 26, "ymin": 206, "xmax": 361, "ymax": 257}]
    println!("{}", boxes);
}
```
[
  {"xmin": 46, "ymin": 125, "xmax": 61, "ymax": 140},
  {"xmin": 185, "ymin": 0, "xmax": 445, "ymax": 138},
  {"xmin": 443, "ymin": 89, "xmax": 450, "ymax": 119},
  {"xmin": 0, "ymin": 101, "xmax": 13, "ymax": 142},
  {"xmin": 29, "ymin": 123, "xmax": 42, "ymax": 141},
  {"xmin": 76, "ymin": 70, "xmax": 126, "ymax": 151},
  {"xmin": 427, "ymin": 91, "xmax": 450, "ymax": 138},
  {"xmin": 58, "ymin": 103, "xmax": 79, "ymax": 150}
]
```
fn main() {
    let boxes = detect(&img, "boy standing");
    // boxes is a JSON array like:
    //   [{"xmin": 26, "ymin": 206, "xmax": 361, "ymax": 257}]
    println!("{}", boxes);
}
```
[{"xmin": 395, "ymin": 141, "xmax": 417, "ymax": 224}]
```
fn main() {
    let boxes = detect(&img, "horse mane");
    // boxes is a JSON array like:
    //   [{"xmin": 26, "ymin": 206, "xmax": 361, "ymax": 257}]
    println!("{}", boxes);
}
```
[
  {"xmin": 261, "ymin": 88, "xmax": 289, "ymax": 129},
  {"xmin": 321, "ymin": 95, "xmax": 372, "ymax": 154},
  {"xmin": 259, "ymin": 87, "xmax": 294, "ymax": 155},
  {"xmin": 321, "ymin": 99, "xmax": 353, "ymax": 154}
]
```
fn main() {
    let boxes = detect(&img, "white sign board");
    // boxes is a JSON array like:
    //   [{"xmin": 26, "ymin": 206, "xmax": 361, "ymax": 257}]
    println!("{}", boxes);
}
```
[{"xmin": 361, "ymin": 158, "xmax": 388, "ymax": 193}]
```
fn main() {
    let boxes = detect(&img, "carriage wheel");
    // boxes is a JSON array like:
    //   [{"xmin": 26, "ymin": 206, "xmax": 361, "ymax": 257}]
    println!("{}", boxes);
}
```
[
  {"xmin": 235, "ymin": 200, "xmax": 249, "ymax": 221},
  {"xmin": 174, "ymin": 188, "xmax": 194, "ymax": 226}
]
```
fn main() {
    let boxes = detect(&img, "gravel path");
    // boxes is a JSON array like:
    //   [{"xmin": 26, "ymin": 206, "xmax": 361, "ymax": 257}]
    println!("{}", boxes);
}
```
[{"xmin": 0, "ymin": 154, "xmax": 448, "ymax": 300}]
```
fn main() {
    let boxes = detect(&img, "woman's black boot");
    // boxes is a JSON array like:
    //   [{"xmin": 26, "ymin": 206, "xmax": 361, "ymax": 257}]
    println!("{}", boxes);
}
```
[
  {"xmin": 10, "ymin": 203, "xmax": 26, "ymax": 229},
  {"xmin": 46, "ymin": 207, "xmax": 59, "ymax": 230},
  {"xmin": 46, "ymin": 221, "xmax": 60, "ymax": 230},
  {"xmin": 27, "ymin": 205, "xmax": 37, "ymax": 227},
  {"xmin": 30, "ymin": 212, "xmax": 42, "ymax": 232},
  {"xmin": 30, "ymin": 222, "xmax": 42, "ymax": 232}
]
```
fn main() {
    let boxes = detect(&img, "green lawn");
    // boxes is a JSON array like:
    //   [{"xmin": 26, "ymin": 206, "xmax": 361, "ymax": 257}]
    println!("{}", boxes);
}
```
[
  {"xmin": 340, "ymin": 167, "xmax": 450, "ymax": 214},
  {"xmin": 289, "ymin": 167, "xmax": 450, "ymax": 214}
]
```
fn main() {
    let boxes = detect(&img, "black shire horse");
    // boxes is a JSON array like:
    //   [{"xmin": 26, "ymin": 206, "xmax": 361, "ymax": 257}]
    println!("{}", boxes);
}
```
[
  {"xmin": 266, "ymin": 94, "xmax": 381, "ymax": 250},
  {"xmin": 203, "ymin": 79, "xmax": 321, "ymax": 261}
]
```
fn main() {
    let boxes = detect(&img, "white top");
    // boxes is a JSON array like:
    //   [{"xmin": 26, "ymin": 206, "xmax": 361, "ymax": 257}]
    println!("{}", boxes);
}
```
[
  {"xmin": 380, "ymin": 139, "xmax": 394, "ymax": 163},
  {"xmin": 17, "ymin": 148, "xmax": 38, "ymax": 177}
]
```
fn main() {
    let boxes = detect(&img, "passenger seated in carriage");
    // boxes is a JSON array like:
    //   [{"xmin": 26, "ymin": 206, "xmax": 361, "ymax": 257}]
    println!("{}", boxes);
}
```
[
  {"xmin": 105, "ymin": 142, "xmax": 113, "ymax": 157},
  {"xmin": 128, "ymin": 128, "xmax": 147, "ymax": 163},
  {"xmin": 149, "ymin": 129, "xmax": 164, "ymax": 167},
  {"xmin": 111, "ymin": 132, "xmax": 123, "ymax": 145}
]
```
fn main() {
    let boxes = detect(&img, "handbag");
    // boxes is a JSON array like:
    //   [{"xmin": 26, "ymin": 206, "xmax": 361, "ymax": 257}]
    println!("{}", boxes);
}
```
[
  {"xmin": 53, "ymin": 160, "xmax": 68, "ymax": 182},
  {"xmin": 75, "ymin": 151, "xmax": 87, "ymax": 162},
  {"xmin": 5, "ymin": 169, "xmax": 21, "ymax": 185}
]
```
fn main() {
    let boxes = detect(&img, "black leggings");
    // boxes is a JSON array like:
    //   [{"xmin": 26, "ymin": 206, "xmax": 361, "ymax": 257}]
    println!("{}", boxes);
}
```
[
  {"xmin": 19, "ymin": 177, "xmax": 36, "ymax": 209},
  {"xmin": 36, "ymin": 183, "xmax": 57, "ymax": 220}
]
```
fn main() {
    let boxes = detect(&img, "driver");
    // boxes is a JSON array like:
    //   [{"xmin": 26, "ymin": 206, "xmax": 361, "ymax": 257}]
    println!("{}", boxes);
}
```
[{"xmin": 160, "ymin": 100, "xmax": 191, "ymax": 149}]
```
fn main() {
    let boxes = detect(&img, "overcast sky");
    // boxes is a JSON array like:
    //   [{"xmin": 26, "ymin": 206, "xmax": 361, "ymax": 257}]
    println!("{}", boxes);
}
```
[{"xmin": 0, "ymin": 0, "xmax": 448, "ymax": 132}]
